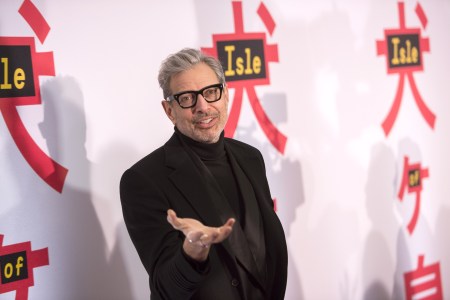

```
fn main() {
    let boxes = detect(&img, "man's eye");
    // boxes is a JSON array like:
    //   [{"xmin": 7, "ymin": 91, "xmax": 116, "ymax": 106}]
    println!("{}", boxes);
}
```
[
  {"xmin": 204, "ymin": 88, "xmax": 217, "ymax": 96},
  {"xmin": 179, "ymin": 94, "xmax": 193, "ymax": 103}
]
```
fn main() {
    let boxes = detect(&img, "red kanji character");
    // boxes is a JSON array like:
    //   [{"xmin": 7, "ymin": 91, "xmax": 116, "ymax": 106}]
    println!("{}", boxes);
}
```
[
  {"xmin": 376, "ymin": 2, "xmax": 435, "ymax": 136},
  {"xmin": 0, "ymin": 0, "xmax": 67, "ymax": 192},
  {"xmin": 404, "ymin": 255, "xmax": 443, "ymax": 300},
  {"xmin": 398, "ymin": 156, "xmax": 429, "ymax": 234},
  {"xmin": 0, "ymin": 234, "xmax": 49, "ymax": 300}
]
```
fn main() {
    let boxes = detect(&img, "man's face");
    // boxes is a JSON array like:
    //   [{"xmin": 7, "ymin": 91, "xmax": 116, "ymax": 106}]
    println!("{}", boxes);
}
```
[{"xmin": 162, "ymin": 62, "xmax": 229, "ymax": 143}]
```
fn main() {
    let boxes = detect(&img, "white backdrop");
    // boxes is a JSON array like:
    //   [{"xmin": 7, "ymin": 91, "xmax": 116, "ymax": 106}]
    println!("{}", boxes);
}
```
[{"xmin": 1, "ymin": 0, "xmax": 449, "ymax": 299}]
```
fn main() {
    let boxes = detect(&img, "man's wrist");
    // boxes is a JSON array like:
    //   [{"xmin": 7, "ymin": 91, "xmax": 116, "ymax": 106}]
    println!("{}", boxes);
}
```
[{"xmin": 181, "ymin": 246, "xmax": 210, "ymax": 274}]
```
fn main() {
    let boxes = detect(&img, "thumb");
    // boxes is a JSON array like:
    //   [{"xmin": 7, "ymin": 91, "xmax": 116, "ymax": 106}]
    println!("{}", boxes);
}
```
[{"xmin": 167, "ymin": 209, "xmax": 179, "ymax": 228}]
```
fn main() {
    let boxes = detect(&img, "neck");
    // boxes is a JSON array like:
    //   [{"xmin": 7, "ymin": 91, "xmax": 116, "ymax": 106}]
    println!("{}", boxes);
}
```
[{"xmin": 174, "ymin": 127, "xmax": 225, "ymax": 160}]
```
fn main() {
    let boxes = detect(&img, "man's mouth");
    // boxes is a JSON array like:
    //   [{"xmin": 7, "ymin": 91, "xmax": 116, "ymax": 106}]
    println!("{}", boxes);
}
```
[
  {"xmin": 195, "ymin": 115, "xmax": 218, "ymax": 128},
  {"xmin": 198, "ymin": 118, "xmax": 213, "ymax": 124}
]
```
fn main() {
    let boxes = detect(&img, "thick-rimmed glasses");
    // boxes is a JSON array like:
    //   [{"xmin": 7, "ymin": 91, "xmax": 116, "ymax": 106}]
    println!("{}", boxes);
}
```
[{"xmin": 166, "ymin": 83, "xmax": 224, "ymax": 109}]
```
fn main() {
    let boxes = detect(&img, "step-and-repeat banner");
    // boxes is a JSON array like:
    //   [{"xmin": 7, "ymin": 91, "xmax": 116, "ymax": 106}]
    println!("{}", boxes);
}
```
[{"xmin": 1, "ymin": 0, "xmax": 449, "ymax": 299}]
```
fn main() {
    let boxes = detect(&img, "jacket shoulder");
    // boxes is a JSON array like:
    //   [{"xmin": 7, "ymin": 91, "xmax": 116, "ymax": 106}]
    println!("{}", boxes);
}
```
[
  {"xmin": 125, "ymin": 145, "xmax": 166, "ymax": 177},
  {"xmin": 127, "ymin": 133, "xmax": 179, "ymax": 171},
  {"xmin": 224, "ymin": 137, "xmax": 261, "ymax": 155}
]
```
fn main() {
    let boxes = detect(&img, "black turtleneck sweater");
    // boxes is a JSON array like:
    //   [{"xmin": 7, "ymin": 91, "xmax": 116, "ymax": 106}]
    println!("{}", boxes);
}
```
[{"xmin": 175, "ymin": 128, "xmax": 244, "ymax": 223}]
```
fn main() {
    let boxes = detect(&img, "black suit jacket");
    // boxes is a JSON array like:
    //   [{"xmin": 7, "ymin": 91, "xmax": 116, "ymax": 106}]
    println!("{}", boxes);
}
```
[{"xmin": 120, "ymin": 133, "xmax": 287, "ymax": 300}]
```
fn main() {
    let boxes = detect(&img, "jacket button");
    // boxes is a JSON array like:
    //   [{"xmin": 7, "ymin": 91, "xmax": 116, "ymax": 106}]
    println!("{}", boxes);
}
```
[{"xmin": 231, "ymin": 278, "xmax": 239, "ymax": 287}]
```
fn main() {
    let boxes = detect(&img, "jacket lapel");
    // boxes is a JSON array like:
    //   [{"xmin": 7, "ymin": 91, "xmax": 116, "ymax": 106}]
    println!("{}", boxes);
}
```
[
  {"xmin": 164, "ymin": 134, "xmax": 224, "ymax": 228},
  {"xmin": 226, "ymin": 146, "xmax": 267, "ymax": 284},
  {"xmin": 225, "ymin": 140, "xmax": 289, "ymax": 299},
  {"xmin": 224, "ymin": 141, "xmax": 274, "ymax": 216}
]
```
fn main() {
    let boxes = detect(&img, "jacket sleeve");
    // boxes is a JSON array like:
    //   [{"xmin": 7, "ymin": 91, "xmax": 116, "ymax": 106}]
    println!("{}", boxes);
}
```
[{"xmin": 120, "ymin": 168, "xmax": 210, "ymax": 299}]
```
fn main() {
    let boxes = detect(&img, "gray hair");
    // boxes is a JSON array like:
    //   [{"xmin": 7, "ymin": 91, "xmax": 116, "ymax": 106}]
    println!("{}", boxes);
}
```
[{"xmin": 158, "ymin": 48, "xmax": 225, "ymax": 100}]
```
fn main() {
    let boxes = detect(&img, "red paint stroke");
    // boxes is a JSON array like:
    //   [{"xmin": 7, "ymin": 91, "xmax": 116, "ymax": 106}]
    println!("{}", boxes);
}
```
[{"xmin": 18, "ymin": 0, "xmax": 50, "ymax": 44}]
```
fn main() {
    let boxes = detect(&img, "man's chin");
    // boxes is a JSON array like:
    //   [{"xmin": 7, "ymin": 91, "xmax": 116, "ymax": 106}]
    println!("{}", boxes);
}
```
[{"xmin": 194, "ymin": 131, "xmax": 220, "ymax": 144}]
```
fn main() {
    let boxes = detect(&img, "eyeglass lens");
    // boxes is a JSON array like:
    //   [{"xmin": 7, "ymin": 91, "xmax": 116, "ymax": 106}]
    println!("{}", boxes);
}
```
[{"xmin": 176, "ymin": 84, "xmax": 222, "ymax": 108}]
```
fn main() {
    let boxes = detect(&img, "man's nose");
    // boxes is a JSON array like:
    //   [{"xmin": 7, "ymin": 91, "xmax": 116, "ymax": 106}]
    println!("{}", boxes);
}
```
[{"xmin": 193, "ymin": 94, "xmax": 209, "ymax": 112}]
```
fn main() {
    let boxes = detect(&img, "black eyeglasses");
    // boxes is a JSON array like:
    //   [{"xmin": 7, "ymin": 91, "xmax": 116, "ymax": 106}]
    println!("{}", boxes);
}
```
[{"xmin": 166, "ymin": 83, "xmax": 224, "ymax": 109}]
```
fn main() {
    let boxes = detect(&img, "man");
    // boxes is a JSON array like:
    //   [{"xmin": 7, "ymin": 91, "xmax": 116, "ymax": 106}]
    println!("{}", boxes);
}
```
[{"xmin": 120, "ymin": 48, "xmax": 287, "ymax": 299}]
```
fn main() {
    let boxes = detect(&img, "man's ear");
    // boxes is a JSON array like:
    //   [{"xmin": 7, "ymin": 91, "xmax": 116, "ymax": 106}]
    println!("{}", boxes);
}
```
[
  {"xmin": 223, "ymin": 84, "xmax": 229, "ymax": 103},
  {"xmin": 161, "ymin": 101, "xmax": 176, "ymax": 125}
]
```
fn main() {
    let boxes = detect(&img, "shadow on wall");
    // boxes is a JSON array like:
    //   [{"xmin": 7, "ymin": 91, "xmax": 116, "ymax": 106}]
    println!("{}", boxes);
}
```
[
  {"xmin": 0, "ymin": 76, "xmax": 133, "ymax": 299},
  {"xmin": 40, "ymin": 76, "xmax": 135, "ymax": 299},
  {"xmin": 362, "ymin": 142, "xmax": 398, "ymax": 300},
  {"xmin": 95, "ymin": 139, "xmax": 151, "ymax": 299}
]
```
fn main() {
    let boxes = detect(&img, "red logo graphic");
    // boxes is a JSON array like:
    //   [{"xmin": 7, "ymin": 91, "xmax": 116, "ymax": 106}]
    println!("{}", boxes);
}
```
[
  {"xmin": 0, "ymin": 234, "xmax": 49, "ymax": 300},
  {"xmin": 202, "ymin": 0, "xmax": 287, "ymax": 154},
  {"xmin": 398, "ymin": 156, "xmax": 429, "ymax": 235},
  {"xmin": 404, "ymin": 255, "xmax": 443, "ymax": 300},
  {"xmin": 0, "ymin": 0, "xmax": 68, "ymax": 192},
  {"xmin": 376, "ymin": 2, "xmax": 436, "ymax": 136}
]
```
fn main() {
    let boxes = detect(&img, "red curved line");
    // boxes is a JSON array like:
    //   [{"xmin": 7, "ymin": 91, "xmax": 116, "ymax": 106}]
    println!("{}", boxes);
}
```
[
  {"xmin": 257, "ymin": 2, "xmax": 275, "ymax": 36},
  {"xmin": 246, "ymin": 87, "xmax": 287, "ymax": 154},
  {"xmin": 398, "ymin": 156, "xmax": 409, "ymax": 200},
  {"xmin": 19, "ymin": 0, "xmax": 50, "ymax": 44},
  {"xmin": 0, "ymin": 104, "xmax": 68, "ymax": 193},
  {"xmin": 407, "ymin": 72, "xmax": 436, "ymax": 129},
  {"xmin": 415, "ymin": 3, "xmax": 428, "ymax": 29},
  {"xmin": 382, "ymin": 73, "xmax": 405, "ymax": 136},
  {"xmin": 407, "ymin": 193, "xmax": 421, "ymax": 235}
]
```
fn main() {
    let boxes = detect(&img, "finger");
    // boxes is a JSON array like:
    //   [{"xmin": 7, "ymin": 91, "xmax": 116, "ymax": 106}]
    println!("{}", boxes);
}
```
[
  {"xmin": 220, "ymin": 218, "xmax": 235, "ymax": 236},
  {"xmin": 225, "ymin": 218, "xmax": 235, "ymax": 228},
  {"xmin": 167, "ymin": 209, "xmax": 182, "ymax": 229},
  {"xmin": 215, "ymin": 229, "xmax": 231, "ymax": 243},
  {"xmin": 186, "ymin": 232, "xmax": 210, "ymax": 249},
  {"xmin": 186, "ymin": 231, "xmax": 204, "ymax": 243},
  {"xmin": 199, "ymin": 234, "xmax": 210, "ymax": 248},
  {"xmin": 209, "ymin": 229, "xmax": 220, "ymax": 240},
  {"xmin": 212, "ymin": 220, "xmax": 235, "ymax": 243}
]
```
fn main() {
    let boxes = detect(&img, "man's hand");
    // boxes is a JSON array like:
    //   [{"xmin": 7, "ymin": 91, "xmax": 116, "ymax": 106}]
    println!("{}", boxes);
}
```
[{"xmin": 167, "ymin": 209, "xmax": 235, "ymax": 262}]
